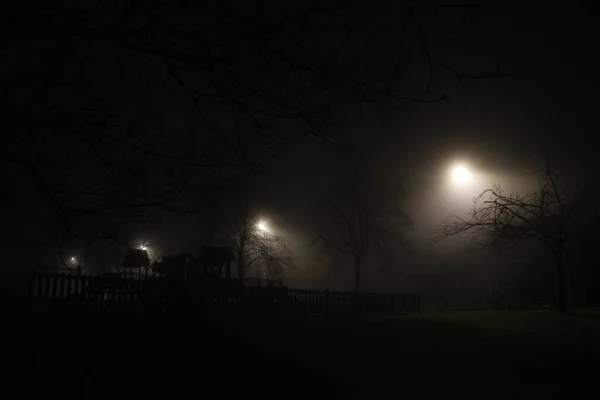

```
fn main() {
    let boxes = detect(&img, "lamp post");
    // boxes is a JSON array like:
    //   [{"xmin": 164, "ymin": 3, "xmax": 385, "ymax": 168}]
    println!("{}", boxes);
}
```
[
  {"xmin": 253, "ymin": 218, "xmax": 275, "ymax": 280},
  {"xmin": 438, "ymin": 161, "xmax": 480, "ymax": 224}
]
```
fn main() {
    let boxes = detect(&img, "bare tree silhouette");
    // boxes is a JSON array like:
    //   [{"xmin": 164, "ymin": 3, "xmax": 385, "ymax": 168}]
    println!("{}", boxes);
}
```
[
  {"xmin": 316, "ymin": 178, "xmax": 411, "ymax": 292},
  {"xmin": 438, "ymin": 154, "xmax": 600, "ymax": 313},
  {"xmin": 2, "ymin": 1, "xmax": 490, "ymax": 248},
  {"xmin": 227, "ymin": 208, "xmax": 292, "ymax": 281}
]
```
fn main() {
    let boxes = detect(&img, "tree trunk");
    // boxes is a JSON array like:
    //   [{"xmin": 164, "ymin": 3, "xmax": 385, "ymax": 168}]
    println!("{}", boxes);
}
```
[
  {"xmin": 555, "ymin": 247, "xmax": 573, "ymax": 314},
  {"xmin": 237, "ymin": 250, "xmax": 246, "ymax": 281},
  {"xmin": 238, "ymin": 225, "xmax": 248, "ymax": 281},
  {"xmin": 353, "ymin": 258, "xmax": 363, "ymax": 315},
  {"xmin": 354, "ymin": 258, "xmax": 361, "ymax": 293}
]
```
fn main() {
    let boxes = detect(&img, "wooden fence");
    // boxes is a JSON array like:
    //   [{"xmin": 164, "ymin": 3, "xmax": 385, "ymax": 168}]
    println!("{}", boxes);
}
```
[
  {"xmin": 27, "ymin": 272, "xmax": 142, "ymax": 310},
  {"xmin": 27, "ymin": 272, "xmax": 420, "ymax": 315}
]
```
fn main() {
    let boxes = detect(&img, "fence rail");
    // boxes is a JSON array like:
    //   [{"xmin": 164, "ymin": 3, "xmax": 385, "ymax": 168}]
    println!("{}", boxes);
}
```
[
  {"xmin": 28, "ymin": 272, "xmax": 142, "ymax": 310},
  {"xmin": 27, "ymin": 272, "xmax": 420, "ymax": 315}
]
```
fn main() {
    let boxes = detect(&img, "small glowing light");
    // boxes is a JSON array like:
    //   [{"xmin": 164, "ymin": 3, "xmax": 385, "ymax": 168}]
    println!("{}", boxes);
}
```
[
  {"xmin": 451, "ymin": 165, "xmax": 472, "ymax": 183},
  {"xmin": 255, "ymin": 220, "xmax": 270, "ymax": 233},
  {"xmin": 140, "ymin": 245, "xmax": 147, "ymax": 251},
  {"xmin": 70, "ymin": 257, "xmax": 76, "ymax": 262}
]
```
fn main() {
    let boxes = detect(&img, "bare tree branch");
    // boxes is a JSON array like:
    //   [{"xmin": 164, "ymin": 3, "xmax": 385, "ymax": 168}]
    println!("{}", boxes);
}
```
[
  {"xmin": 2, "ymin": 0, "xmax": 499, "ymax": 266},
  {"xmin": 316, "ymin": 176, "xmax": 411, "ymax": 292},
  {"xmin": 436, "ymin": 154, "xmax": 599, "ymax": 313}
]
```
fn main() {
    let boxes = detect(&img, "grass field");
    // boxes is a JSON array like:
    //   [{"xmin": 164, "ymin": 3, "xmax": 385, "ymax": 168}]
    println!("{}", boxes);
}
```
[
  {"xmin": 233, "ymin": 311, "xmax": 600, "ymax": 393},
  {"xmin": 5, "ymin": 308, "xmax": 600, "ymax": 398}
]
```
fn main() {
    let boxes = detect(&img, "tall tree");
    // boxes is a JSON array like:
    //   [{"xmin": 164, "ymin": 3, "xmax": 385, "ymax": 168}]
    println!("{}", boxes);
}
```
[
  {"xmin": 316, "ymin": 178, "xmax": 411, "ymax": 292},
  {"xmin": 2, "ymin": 0, "xmax": 491, "ymax": 268},
  {"xmin": 227, "ymin": 210, "xmax": 292, "ymax": 281},
  {"xmin": 438, "ymin": 155, "xmax": 599, "ymax": 313}
]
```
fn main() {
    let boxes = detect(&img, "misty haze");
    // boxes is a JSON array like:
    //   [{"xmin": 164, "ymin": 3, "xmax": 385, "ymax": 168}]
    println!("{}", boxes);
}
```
[{"xmin": 3, "ymin": 1, "xmax": 600, "ymax": 398}]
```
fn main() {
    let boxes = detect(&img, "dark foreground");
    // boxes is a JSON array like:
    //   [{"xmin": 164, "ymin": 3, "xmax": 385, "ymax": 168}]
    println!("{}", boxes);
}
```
[{"xmin": 4, "ymin": 304, "xmax": 600, "ymax": 399}]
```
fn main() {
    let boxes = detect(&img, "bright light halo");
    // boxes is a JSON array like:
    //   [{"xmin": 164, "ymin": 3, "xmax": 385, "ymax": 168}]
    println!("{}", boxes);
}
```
[
  {"xmin": 451, "ymin": 165, "xmax": 472, "ymax": 183},
  {"xmin": 255, "ymin": 219, "xmax": 270, "ymax": 233}
]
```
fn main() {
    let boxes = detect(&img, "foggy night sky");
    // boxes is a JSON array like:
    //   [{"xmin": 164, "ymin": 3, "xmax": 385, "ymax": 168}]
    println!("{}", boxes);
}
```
[
  {"xmin": 249, "ymin": 1, "xmax": 600, "ymax": 287},
  {"xmin": 263, "ymin": 5, "xmax": 598, "ymax": 228},
  {"xmin": 3, "ymin": 1, "xmax": 600, "ymax": 290}
]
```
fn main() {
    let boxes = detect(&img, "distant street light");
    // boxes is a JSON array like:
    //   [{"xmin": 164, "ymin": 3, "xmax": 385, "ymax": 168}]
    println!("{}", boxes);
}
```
[
  {"xmin": 255, "ymin": 219, "xmax": 271, "ymax": 234},
  {"xmin": 69, "ymin": 256, "xmax": 79, "ymax": 269}
]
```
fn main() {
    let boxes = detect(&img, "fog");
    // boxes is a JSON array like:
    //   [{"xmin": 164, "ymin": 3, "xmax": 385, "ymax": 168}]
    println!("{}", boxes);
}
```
[
  {"xmin": 3, "ymin": 1, "xmax": 599, "ymax": 308},
  {"xmin": 16, "ymin": 92, "xmax": 590, "ymax": 298}
]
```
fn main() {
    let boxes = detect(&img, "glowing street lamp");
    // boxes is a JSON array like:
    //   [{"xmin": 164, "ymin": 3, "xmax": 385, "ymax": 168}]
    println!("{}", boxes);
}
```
[
  {"xmin": 255, "ymin": 219, "xmax": 271, "ymax": 234},
  {"xmin": 450, "ymin": 164, "xmax": 472, "ymax": 183}
]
